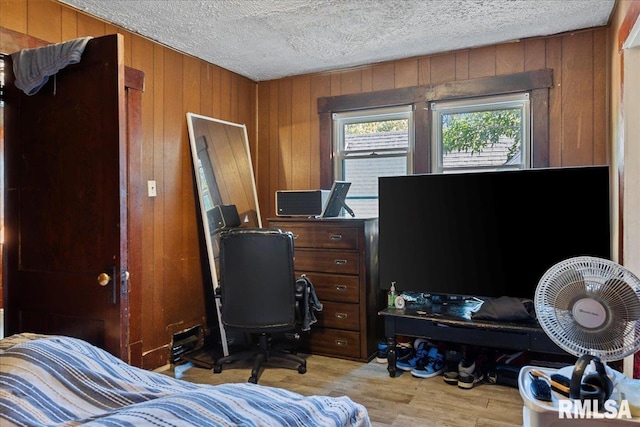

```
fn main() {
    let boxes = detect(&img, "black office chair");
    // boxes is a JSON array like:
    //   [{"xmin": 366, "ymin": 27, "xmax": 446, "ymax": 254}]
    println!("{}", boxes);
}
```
[{"xmin": 212, "ymin": 228, "xmax": 307, "ymax": 383}]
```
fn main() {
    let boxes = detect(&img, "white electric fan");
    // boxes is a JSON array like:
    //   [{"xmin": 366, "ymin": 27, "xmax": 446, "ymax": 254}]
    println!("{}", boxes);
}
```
[
  {"xmin": 520, "ymin": 256, "xmax": 640, "ymax": 425},
  {"xmin": 535, "ymin": 256, "xmax": 640, "ymax": 362}
]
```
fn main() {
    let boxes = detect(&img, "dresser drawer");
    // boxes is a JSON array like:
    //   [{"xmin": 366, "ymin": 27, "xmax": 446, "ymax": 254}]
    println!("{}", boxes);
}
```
[
  {"xmin": 296, "ymin": 272, "xmax": 359, "ymax": 303},
  {"xmin": 294, "ymin": 249, "xmax": 359, "ymax": 275},
  {"xmin": 315, "ymin": 301, "xmax": 360, "ymax": 330},
  {"xmin": 285, "ymin": 225, "xmax": 359, "ymax": 250},
  {"xmin": 301, "ymin": 328, "xmax": 361, "ymax": 359}
]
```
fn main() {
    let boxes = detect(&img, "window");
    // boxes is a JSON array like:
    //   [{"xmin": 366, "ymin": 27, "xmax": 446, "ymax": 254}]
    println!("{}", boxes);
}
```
[
  {"xmin": 333, "ymin": 105, "xmax": 414, "ymax": 217},
  {"xmin": 431, "ymin": 93, "xmax": 531, "ymax": 174}
]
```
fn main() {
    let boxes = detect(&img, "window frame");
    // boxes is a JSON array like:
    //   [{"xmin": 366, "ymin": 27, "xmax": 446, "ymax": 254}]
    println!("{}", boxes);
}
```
[
  {"xmin": 318, "ymin": 69, "xmax": 553, "ymax": 189},
  {"xmin": 431, "ymin": 92, "xmax": 532, "ymax": 174},
  {"xmin": 333, "ymin": 104, "xmax": 415, "ymax": 178},
  {"xmin": 332, "ymin": 105, "xmax": 415, "ymax": 216}
]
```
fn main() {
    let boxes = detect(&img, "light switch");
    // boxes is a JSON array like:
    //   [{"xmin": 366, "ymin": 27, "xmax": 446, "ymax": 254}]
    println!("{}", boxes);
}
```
[{"xmin": 148, "ymin": 180, "xmax": 157, "ymax": 197}]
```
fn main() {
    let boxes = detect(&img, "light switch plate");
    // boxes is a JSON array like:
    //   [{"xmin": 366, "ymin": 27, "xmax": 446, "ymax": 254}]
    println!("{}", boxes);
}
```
[{"xmin": 148, "ymin": 180, "xmax": 157, "ymax": 197}]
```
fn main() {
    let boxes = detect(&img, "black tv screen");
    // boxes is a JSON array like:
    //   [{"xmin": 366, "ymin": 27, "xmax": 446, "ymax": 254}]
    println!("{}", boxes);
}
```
[{"xmin": 378, "ymin": 166, "xmax": 611, "ymax": 299}]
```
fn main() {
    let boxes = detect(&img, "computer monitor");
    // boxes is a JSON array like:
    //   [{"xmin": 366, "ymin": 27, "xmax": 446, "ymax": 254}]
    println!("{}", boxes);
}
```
[{"xmin": 320, "ymin": 181, "xmax": 353, "ymax": 218}]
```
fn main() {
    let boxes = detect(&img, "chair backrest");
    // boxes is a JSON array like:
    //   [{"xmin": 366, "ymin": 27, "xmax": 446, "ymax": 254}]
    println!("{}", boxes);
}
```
[{"xmin": 219, "ymin": 228, "xmax": 297, "ymax": 332}]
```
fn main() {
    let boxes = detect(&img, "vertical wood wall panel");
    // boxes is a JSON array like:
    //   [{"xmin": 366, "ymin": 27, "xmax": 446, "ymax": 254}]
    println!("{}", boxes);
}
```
[
  {"xmin": 211, "ymin": 66, "xmax": 222, "ymax": 119},
  {"xmin": 160, "ymin": 48, "xmax": 187, "ymax": 341},
  {"xmin": 372, "ymin": 62, "xmax": 395, "ymax": 90},
  {"xmin": 149, "ymin": 43, "xmax": 166, "ymax": 367},
  {"xmin": 0, "ymin": 0, "xmax": 27, "ymax": 32},
  {"xmin": 525, "ymin": 39, "xmax": 546, "ymax": 71},
  {"xmin": 268, "ymin": 81, "xmax": 280, "ymax": 220},
  {"xmin": 257, "ymin": 82, "xmax": 271, "ymax": 220},
  {"xmin": 395, "ymin": 58, "xmax": 418, "ymax": 87},
  {"xmin": 341, "ymin": 68, "xmax": 362, "ymax": 94},
  {"xmin": 360, "ymin": 67, "xmax": 372, "ymax": 92},
  {"xmin": 417, "ymin": 57, "xmax": 431, "ymax": 86},
  {"xmin": 181, "ymin": 56, "xmax": 205, "ymax": 339},
  {"xmin": 592, "ymin": 28, "xmax": 608, "ymax": 165},
  {"xmin": 278, "ymin": 80, "xmax": 293, "ymax": 190},
  {"xmin": 60, "ymin": 7, "xmax": 76, "ymax": 41},
  {"xmin": 455, "ymin": 51, "xmax": 469, "ymax": 81},
  {"xmin": 27, "ymin": 0, "xmax": 60, "ymax": 42},
  {"xmin": 309, "ymin": 74, "xmax": 331, "ymax": 191},
  {"xmin": 468, "ymin": 45, "xmax": 496, "ymax": 78},
  {"xmin": 496, "ymin": 42, "xmax": 524, "ymax": 75},
  {"xmin": 76, "ymin": 10, "xmax": 104, "ymax": 39},
  {"xmin": 199, "ymin": 63, "xmax": 213, "ymax": 117},
  {"xmin": 430, "ymin": 53, "xmax": 456, "ymax": 84},
  {"xmin": 291, "ymin": 75, "xmax": 311, "ymax": 190},
  {"xmin": 546, "ymin": 36, "xmax": 563, "ymax": 166},
  {"xmin": 561, "ymin": 31, "xmax": 595, "ymax": 166}
]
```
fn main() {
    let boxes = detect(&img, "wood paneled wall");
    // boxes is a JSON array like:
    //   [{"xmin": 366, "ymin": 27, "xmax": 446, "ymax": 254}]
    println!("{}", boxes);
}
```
[
  {"xmin": 1, "ymin": 0, "xmax": 609, "ymax": 369},
  {"xmin": 0, "ymin": 0, "xmax": 257, "ymax": 369},
  {"xmin": 256, "ymin": 28, "xmax": 609, "ymax": 221}
]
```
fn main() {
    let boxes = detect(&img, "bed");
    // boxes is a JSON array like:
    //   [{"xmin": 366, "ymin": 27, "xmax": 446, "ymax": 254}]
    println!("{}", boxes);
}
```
[{"xmin": 0, "ymin": 333, "xmax": 371, "ymax": 427}]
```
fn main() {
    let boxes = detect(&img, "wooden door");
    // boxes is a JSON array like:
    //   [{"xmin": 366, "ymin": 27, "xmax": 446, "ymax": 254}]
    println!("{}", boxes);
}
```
[{"xmin": 4, "ymin": 34, "xmax": 131, "ymax": 361}]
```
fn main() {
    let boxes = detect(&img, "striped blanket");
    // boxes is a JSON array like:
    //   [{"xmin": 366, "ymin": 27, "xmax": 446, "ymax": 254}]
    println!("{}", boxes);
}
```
[{"xmin": 0, "ymin": 334, "xmax": 371, "ymax": 427}]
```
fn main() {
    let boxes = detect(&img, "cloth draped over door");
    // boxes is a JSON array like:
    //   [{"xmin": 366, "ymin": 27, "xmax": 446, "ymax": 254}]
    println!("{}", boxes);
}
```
[{"xmin": 10, "ymin": 36, "xmax": 93, "ymax": 96}]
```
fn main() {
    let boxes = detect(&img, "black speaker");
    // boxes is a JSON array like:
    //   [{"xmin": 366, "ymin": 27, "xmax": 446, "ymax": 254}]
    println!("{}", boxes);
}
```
[
  {"xmin": 569, "ymin": 354, "xmax": 613, "ymax": 406},
  {"xmin": 207, "ymin": 204, "xmax": 241, "ymax": 234},
  {"xmin": 275, "ymin": 190, "xmax": 329, "ymax": 216}
]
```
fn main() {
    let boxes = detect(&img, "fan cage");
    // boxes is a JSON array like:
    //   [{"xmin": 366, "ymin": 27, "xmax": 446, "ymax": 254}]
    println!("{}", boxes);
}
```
[{"xmin": 535, "ymin": 256, "xmax": 640, "ymax": 362}]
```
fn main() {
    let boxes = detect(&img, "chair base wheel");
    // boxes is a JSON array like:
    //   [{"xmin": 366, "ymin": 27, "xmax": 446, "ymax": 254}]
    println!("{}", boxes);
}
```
[
  {"xmin": 248, "ymin": 376, "xmax": 258, "ymax": 384},
  {"xmin": 298, "ymin": 365, "xmax": 307, "ymax": 374},
  {"xmin": 213, "ymin": 365, "xmax": 222, "ymax": 374}
]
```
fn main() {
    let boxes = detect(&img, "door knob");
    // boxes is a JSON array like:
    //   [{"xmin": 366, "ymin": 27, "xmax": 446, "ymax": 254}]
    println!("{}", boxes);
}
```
[{"xmin": 97, "ymin": 272, "xmax": 111, "ymax": 286}]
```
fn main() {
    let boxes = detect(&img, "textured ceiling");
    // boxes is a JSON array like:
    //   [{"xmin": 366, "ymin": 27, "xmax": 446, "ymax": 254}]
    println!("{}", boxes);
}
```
[{"xmin": 58, "ymin": 0, "xmax": 615, "ymax": 82}]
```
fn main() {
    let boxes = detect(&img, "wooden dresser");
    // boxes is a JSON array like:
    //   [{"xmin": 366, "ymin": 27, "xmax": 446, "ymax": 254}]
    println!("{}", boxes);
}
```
[{"xmin": 268, "ymin": 217, "xmax": 380, "ymax": 362}]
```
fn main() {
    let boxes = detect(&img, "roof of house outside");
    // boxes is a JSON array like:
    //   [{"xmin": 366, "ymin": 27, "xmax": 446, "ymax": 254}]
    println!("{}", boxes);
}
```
[
  {"xmin": 345, "ymin": 131, "xmax": 517, "ymax": 167},
  {"xmin": 345, "ymin": 131, "xmax": 408, "ymax": 151}
]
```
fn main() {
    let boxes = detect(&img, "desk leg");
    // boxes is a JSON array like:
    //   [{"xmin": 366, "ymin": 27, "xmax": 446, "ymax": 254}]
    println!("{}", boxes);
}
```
[{"xmin": 386, "ymin": 336, "xmax": 397, "ymax": 378}]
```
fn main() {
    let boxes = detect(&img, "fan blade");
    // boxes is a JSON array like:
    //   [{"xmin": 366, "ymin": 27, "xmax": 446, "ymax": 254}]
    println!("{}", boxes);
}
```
[
  {"xmin": 551, "ymin": 268, "xmax": 586, "ymax": 310},
  {"xmin": 603, "ymin": 278, "xmax": 640, "ymax": 321}
]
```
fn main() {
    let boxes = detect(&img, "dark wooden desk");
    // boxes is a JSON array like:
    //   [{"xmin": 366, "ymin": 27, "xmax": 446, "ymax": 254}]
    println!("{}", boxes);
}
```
[{"xmin": 379, "ymin": 301, "xmax": 567, "ymax": 377}]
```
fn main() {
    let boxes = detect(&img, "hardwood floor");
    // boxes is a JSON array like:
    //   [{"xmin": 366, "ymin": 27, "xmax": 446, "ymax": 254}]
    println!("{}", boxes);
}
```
[{"xmin": 160, "ymin": 352, "xmax": 524, "ymax": 427}]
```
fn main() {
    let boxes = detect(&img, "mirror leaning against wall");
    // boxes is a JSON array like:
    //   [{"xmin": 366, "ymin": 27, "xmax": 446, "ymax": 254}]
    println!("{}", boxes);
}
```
[
  {"xmin": 186, "ymin": 113, "xmax": 262, "ymax": 356},
  {"xmin": 186, "ymin": 112, "xmax": 262, "ymax": 289}
]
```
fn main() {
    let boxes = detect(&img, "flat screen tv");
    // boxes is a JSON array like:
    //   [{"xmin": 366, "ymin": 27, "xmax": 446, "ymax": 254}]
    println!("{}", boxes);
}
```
[{"xmin": 378, "ymin": 165, "xmax": 611, "ymax": 300}]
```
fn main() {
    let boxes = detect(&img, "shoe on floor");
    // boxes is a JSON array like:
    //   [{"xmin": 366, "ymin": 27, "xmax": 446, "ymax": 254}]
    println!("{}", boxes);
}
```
[
  {"xmin": 411, "ymin": 347, "xmax": 444, "ymax": 379},
  {"xmin": 376, "ymin": 340, "xmax": 388, "ymax": 363},
  {"xmin": 396, "ymin": 341, "xmax": 429, "ymax": 371},
  {"xmin": 376, "ymin": 340, "xmax": 414, "ymax": 363},
  {"xmin": 457, "ymin": 359, "xmax": 485, "ymax": 389},
  {"xmin": 443, "ymin": 350, "xmax": 462, "ymax": 385}
]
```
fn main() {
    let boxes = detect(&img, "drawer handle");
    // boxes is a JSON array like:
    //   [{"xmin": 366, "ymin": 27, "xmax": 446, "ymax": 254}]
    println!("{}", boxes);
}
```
[
  {"xmin": 335, "ymin": 285, "xmax": 347, "ymax": 291},
  {"xmin": 329, "ymin": 234, "xmax": 342, "ymax": 241},
  {"xmin": 335, "ymin": 340, "xmax": 348, "ymax": 347},
  {"xmin": 334, "ymin": 259, "xmax": 348, "ymax": 265},
  {"xmin": 335, "ymin": 312, "xmax": 348, "ymax": 319}
]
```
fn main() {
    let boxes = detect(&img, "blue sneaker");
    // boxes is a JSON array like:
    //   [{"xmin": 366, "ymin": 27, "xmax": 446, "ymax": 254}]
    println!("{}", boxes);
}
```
[
  {"xmin": 376, "ymin": 340, "xmax": 388, "ymax": 363},
  {"xmin": 377, "ymin": 340, "xmax": 414, "ymax": 363},
  {"xmin": 411, "ymin": 347, "xmax": 444, "ymax": 378},
  {"xmin": 396, "ymin": 340, "xmax": 429, "ymax": 371}
]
